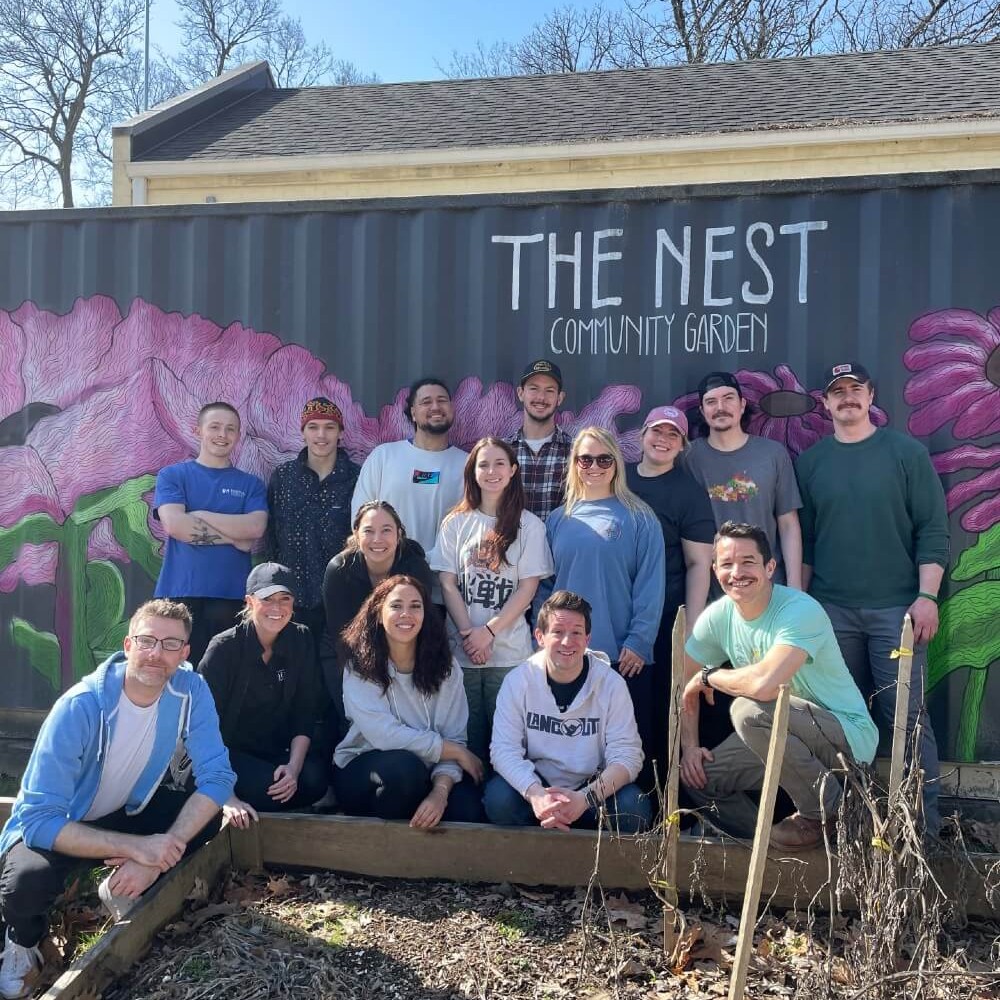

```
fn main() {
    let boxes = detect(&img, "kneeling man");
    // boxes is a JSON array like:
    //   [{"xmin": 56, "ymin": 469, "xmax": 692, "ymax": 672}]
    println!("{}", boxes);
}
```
[
  {"xmin": 0, "ymin": 600, "xmax": 235, "ymax": 998},
  {"xmin": 682, "ymin": 522, "xmax": 877, "ymax": 850},
  {"xmin": 485, "ymin": 591, "xmax": 651, "ymax": 833}
]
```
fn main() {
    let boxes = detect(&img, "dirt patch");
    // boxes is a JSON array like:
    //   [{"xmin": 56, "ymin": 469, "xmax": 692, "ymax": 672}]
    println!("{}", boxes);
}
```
[{"xmin": 98, "ymin": 868, "xmax": 999, "ymax": 1000}]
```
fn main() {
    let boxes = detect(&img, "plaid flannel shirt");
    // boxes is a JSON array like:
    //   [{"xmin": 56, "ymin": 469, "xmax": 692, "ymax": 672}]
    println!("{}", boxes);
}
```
[{"xmin": 507, "ymin": 425, "xmax": 573, "ymax": 522}]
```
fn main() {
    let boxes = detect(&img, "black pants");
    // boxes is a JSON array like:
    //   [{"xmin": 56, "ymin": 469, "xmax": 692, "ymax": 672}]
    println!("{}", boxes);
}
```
[
  {"xmin": 174, "ymin": 596, "xmax": 243, "ymax": 668},
  {"xmin": 228, "ymin": 749, "xmax": 329, "ymax": 813},
  {"xmin": 332, "ymin": 750, "xmax": 484, "ymax": 823},
  {"xmin": 0, "ymin": 785, "xmax": 220, "ymax": 947},
  {"xmin": 614, "ymin": 658, "xmax": 655, "ymax": 788}
]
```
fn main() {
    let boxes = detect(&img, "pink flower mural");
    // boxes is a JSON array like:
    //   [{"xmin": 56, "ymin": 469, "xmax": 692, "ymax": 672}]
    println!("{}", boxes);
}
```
[
  {"xmin": 904, "ymin": 308, "xmax": 1000, "ymax": 439},
  {"xmin": 672, "ymin": 363, "xmax": 888, "ymax": 456},
  {"xmin": 0, "ymin": 296, "xmax": 643, "ymax": 689},
  {"xmin": 931, "ymin": 443, "xmax": 1000, "ymax": 535}
]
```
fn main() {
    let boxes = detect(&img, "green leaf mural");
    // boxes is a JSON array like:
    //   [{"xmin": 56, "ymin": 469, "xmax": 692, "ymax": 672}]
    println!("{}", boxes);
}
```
[
  {"xmin": 4, "ymin": 475, "xmax": 162, "ymax": 688},
  {"xmin": 951, "ymin": 523, "xmax": 1000, "ymax": 581},
  {"xmin": 11, "ymin": 618, "xmax": 60, "ymax": 693},
  {"xmin": 929, "ymin": 581, "xmax": 1000, "ymax": 761}
]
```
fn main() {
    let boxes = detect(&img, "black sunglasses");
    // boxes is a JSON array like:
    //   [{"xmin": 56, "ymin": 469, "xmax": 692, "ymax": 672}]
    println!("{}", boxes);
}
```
[{"xmin": 575, "ymin": 453, "xmax": 615, "ymax": 469}]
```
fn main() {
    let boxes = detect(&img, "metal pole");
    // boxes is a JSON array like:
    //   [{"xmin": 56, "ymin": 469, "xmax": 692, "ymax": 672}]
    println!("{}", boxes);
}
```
[{"xmin": 144, "ymin": 0, "xmax": 150, "ymax": 111}]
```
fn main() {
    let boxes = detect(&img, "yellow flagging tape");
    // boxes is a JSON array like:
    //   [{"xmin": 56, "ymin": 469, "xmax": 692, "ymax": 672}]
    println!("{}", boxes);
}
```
[
  {"xmin": 890, "ymin": 648, "xmax": 913, "ymax": 659},
  {"xmin": 871, "ymin": 837, "xmax": 893, "ymax": 853},
  {"xmin": 664, "ymin": 812, "xmax": 681, "ymax": 828}
]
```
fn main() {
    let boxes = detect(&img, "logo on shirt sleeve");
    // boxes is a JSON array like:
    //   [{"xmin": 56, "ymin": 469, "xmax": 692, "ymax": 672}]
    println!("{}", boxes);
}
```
[{"xmin": 412, "ymin": 469, "xmax": 441, "ymax": 485}]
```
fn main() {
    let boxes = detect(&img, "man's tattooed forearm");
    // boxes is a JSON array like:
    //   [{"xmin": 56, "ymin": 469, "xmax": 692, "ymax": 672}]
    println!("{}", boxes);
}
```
[{"xmin": 190, "ymin": 517, "xmax": 223, "ymax": 545}]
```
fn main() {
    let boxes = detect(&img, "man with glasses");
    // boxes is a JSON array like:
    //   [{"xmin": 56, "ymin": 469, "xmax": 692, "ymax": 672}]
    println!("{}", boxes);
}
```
[{"xmin": 0, "ymin": 600, "xmax": 235, "ymax": 998}]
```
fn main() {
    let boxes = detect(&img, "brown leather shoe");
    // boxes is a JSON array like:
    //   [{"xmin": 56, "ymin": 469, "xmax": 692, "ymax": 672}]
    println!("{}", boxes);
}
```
[{"xmin": 768, "ymin": 813, "xmax": 832, "ymax": 851}]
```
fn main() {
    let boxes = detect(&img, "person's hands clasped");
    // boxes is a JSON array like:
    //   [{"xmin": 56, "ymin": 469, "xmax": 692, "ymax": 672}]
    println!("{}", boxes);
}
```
[
  {"xmin": 460, "ymin": 625, "xmax": 494, "ymax": 665},
  {"xmin": 617, "ymin": 648, "xmax": 645, "ymax": 678},
  {"xmin": 268, "ymin": 762, "xmax": 301, "ymax": 803},
  {"xmin": 528, "ymin": 786, "xmax": 589, "ymax": 831}
]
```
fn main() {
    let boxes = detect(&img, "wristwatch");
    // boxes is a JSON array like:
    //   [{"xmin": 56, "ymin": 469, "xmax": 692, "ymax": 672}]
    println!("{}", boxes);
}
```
[{"xmin": 701, "ymin": 665, "xmax": 723, "ymax": 689}]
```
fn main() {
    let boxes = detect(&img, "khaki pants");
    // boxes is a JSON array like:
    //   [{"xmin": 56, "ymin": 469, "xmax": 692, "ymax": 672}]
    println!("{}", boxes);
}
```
[{"xmin": 685, "ymin": 696, "xmax": 851, "ymax": 839}]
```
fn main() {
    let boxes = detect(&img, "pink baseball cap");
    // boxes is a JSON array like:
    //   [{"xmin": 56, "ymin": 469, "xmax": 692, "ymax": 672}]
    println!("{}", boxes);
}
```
[{"xmin": 642, "ymin": 405, "xmax": 689, "ymax": 438}]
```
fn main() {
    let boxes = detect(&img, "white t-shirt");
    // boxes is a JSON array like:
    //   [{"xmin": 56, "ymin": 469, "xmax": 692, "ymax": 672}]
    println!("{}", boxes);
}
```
[
  {"xmin": 84, "ymin": 691, "xmax": 159, "ymax": 821},
  {"xmin": 351, "ymin": 440, "xmax": 468, "ymax": 554},
  {"xmin": 523, "ymin": 434, "xmax": 553, "ymax": 453},
  {"xmin": 431, "ymin": 509, "xmax": 553, "ymax": 669}
]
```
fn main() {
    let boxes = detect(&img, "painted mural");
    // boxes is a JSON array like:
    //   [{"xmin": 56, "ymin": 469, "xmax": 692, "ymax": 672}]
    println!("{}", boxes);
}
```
[{"xmin": 1, "ymin": 294, "xmax": 997, "ymax": 760}]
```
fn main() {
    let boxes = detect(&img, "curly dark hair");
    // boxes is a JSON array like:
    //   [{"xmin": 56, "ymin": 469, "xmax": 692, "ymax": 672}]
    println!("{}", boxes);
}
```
[
  {"xmin": 340, "ymin": 575, "xmax": 453, "ymax": 697},
  {"xmin": 447, "ymin": 437, "xmax": 525, "ymax": 571}
]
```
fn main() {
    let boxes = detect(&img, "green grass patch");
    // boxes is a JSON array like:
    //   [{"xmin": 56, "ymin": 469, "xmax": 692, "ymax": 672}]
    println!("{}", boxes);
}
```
[{"xmin": 493, "ymin": 908, "xmax": 537, "ymax": 941}]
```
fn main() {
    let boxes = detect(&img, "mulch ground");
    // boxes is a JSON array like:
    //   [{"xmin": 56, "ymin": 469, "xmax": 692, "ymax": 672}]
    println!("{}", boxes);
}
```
[{"xmin": 55, "ymin": 866, "xmax": 994, "ymax": 1000}]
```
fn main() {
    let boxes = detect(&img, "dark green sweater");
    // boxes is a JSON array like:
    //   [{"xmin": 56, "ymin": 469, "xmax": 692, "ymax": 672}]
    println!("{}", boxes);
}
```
[{"xmin": 795, "ymin": 428, "xmax": 949, "ymax": 608}]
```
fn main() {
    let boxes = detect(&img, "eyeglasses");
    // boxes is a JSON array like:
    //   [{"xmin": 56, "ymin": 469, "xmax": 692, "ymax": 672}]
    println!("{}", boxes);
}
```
[
  {"xmin": 131, "ymin": 635, "xmax": 187, "ymax": 652},
  {"xmin": 575, "ymin": 453, "xmax": 615, "ymax": 469}
]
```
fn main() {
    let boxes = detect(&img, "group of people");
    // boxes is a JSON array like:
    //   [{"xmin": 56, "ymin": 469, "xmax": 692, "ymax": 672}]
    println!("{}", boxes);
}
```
[{"xmin": 0, "ymin": 357, "xmax": 948, "ymax": 999}]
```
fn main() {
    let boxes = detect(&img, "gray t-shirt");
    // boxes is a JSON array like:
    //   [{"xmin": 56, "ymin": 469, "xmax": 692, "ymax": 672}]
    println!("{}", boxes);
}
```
[{"xmin": 684, "ymin": 435, "xmax": 801, "ymax": 578}]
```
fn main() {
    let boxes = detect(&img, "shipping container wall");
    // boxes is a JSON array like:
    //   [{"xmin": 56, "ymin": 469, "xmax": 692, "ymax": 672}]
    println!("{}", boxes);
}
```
[{"xmin": 0, "ymin": 179, "xmax": 997, "ymax": 761}]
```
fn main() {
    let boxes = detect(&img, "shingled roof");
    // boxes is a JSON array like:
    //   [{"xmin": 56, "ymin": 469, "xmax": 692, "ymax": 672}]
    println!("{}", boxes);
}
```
[{"xmin": 132, "ymin": 42, "xmax": 1000, "ymax": 162}]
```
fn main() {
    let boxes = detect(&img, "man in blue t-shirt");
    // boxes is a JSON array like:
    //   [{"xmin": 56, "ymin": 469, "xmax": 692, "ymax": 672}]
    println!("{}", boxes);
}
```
[
  {"xmin": 153, "ymin": 402, "xmax": 268, "ymax": 665},
  {"xmin": 681, "ymin": 521, "xmax": 877, "ymax": 852}
]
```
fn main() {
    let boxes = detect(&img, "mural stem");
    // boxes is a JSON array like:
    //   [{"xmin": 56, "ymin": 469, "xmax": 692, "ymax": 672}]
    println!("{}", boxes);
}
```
[
  {"xmin": 956, "ymin": 667, "xmax": 989, "ymax": 762},
  {"xmin": 53, "ymin": 519, "xmax": 91, "ymax": 689}
]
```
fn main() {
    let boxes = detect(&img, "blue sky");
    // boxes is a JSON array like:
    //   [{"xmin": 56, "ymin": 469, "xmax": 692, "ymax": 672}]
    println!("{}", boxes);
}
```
[{"xmin": 149, "ymin": 0, "xmax": 613, "ymax": 82}]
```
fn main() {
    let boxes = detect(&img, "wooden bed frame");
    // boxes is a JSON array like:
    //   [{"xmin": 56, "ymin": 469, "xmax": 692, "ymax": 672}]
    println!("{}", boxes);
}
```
[{"xmin": 0, "ymin": 801, "xmax": 988, "ymax": 999}]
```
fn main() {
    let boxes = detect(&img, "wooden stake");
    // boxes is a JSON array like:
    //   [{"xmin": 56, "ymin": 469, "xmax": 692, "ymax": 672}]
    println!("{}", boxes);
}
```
[
  {"xmin": 888, "ymin": 614, "xmax": 915, "ymax": 804},
  {"xmin": 662, "ymin": 605, "xmax": 686, "ymax": 957},
  {"xmin": 727, "ymin": 684, "xmax": 791, "ymax": 1000}
]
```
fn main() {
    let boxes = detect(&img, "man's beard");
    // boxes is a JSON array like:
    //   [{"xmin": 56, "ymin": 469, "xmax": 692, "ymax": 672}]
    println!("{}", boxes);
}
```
[{"xmin": 417, "ymin": 416, "xmax": 453, "ymax": 436}]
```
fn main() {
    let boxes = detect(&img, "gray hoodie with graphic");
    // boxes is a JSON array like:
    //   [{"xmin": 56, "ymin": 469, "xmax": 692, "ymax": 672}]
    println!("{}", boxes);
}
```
[
  {"xmin": 334, "ymin": 658, "xmax": 468, "ymax": 783},
  {"xmin": 490, "ymin": 648, "xmax": 644, "ymax": 796}
]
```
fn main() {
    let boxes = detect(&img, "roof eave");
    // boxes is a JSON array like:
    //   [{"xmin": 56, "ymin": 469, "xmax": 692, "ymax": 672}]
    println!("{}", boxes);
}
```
[{"xmin": 125, "ymin": 116, "xmax": 1000, "ymax": 178}]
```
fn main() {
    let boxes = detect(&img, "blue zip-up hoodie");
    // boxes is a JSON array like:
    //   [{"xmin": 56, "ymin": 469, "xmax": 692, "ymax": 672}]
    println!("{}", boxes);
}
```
[{"xmin": 0, "ymin": 652, "xmax": 236, "ymax": 858}]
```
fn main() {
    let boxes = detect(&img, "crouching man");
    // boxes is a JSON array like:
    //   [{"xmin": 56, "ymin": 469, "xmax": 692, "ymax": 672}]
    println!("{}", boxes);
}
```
[
  {"xmin": 681, "ymin": 522, "xmax": 877, "ymax": 850},
  {"xmin": 484, "ymin": 591, "xmax": 651, "ymax": 834},
  {"xmin": 0, "ymin": 600, "xmax": 236, "ymax": 999}
]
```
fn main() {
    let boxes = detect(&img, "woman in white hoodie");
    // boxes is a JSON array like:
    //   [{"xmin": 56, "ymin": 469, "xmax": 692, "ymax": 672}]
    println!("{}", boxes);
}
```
[{"xmin": 333, "ymin": 575, "xmax": 485, "ymax": 827}]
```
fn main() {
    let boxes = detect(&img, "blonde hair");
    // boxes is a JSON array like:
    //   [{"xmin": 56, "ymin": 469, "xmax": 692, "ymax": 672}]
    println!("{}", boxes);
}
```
[{"xmin": 564, "ymin": 426, "xmax": 651, "ymax": 518}]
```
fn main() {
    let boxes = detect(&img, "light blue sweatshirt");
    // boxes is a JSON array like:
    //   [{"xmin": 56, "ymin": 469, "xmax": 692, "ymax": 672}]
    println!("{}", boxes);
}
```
[
  {"xmin": 0, "ymin": 652, "xmax": 236, "ymax": 858},
  {"xmin": 544, "ymin": 497, "xmax": 666, "ymax": 663}
]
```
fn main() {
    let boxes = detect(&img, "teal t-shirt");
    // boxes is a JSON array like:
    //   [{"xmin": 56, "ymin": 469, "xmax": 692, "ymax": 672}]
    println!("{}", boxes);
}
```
[{"xmin": 685, "ymin": 585, "xmax": 878, "ymax": 763}]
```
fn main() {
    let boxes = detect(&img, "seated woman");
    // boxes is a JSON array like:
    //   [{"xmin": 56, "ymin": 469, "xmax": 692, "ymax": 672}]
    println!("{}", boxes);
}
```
[
  {"xmin": 333, "ymin": 575, "xmax": 485, "ymax": 827},
  {"xmin": 198, "ymin": 562, "xmax": 329, "ymax": 815},
  {"xmin": 321, "ymin": 501, "xmax": 434, "ymax": 744}
]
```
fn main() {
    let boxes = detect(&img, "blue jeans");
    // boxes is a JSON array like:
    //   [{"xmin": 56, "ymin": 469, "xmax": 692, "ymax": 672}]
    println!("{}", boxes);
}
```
[
  {"xmin": 483, "ymin": 775, "xmax": 651, "ymax": 834},
  {"xmin": 822, "ymin": 602, "xmax": 940, "ymax": 832}
]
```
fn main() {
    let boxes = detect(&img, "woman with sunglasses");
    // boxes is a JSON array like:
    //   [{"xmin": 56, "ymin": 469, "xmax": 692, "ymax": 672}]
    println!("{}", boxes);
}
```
[
  {"xmin": 321, "ymin": 501, "xmax": 434, "ymax": 744},
  {"xmin": 431, "ymin": 438, "xmax": 552, "ymax": 761},
  {"xmin": 197, "ymin": 563, "xmax": 329, "ymax": 821},
  {"xmin": 333, "ymin": 575, "xmax": 484, "ymax": 827},
  {"xmin": 544, "ymin": 427, "xmax": 665, "ymax": 767}
]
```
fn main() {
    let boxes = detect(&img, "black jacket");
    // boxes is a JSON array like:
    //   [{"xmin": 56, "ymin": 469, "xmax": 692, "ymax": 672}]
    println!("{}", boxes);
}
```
[
  {"xmin": 320, "ymin": 539, "xmax": 435, "ymax": 693},
  {"xmin": 198, "ymin": 620, "xmax": 322, "ymax": 755}
]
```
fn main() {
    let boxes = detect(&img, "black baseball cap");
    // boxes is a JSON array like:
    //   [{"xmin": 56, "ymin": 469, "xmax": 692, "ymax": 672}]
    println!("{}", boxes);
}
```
[
  {"xmin": 697, "ymin": 371, "xmax": 742, "ymax": 400},
  {"xmin": 518, "ymin": 359, "xmax": 563, "ymax": 389},
  {"xmin": 823, "ymin": 362, "xmax": 872, "ymax": 392},
  {"xmin": 245, "ymin": 562, "xmax": 296, "ymax": 599}
]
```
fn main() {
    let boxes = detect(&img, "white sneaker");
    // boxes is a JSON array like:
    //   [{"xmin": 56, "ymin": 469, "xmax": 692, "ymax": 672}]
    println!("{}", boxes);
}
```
[
  {"xmin": 0, "ymin": 930, "xmax": 41, "ymax": 1000},
  {"xmin": 98, "ymin": 875, "xmax": 137, "ymax": 922}
]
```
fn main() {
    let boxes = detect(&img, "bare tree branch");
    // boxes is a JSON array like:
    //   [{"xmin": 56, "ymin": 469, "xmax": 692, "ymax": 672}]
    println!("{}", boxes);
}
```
[{"xmin": 0, "ymin": 0, "xmax": 144, "ymax": 207}]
